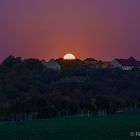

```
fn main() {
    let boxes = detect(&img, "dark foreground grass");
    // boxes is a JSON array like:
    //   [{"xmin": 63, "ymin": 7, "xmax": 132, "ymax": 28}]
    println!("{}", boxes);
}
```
[{"xmin": 0, "ymin": 110, "xmax": 140, "ymax": 140}]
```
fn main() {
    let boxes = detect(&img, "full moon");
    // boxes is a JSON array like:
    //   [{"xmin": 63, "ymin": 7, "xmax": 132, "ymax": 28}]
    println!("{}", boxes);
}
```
[{"xmin": 63, "ymin": 53, "xmax": 76, "ymax": 60}]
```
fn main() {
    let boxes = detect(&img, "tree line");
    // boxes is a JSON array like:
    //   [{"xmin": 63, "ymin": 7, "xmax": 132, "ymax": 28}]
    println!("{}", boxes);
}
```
[{"xmin": 0, "ymin": 56, "xmax": 140, "ymax": 121}]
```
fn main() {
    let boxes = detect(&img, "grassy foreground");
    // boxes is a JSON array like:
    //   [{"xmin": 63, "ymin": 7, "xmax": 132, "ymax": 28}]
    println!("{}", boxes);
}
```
[{"xmin": 0, "ymin": 111, "xmax": 140, "ymax": 140}]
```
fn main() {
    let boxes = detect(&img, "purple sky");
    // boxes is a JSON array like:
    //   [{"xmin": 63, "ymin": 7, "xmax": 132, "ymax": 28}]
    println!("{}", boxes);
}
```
[{"xmin": 0, "ymin": 0, "xmax": 140, "ymax": 61}]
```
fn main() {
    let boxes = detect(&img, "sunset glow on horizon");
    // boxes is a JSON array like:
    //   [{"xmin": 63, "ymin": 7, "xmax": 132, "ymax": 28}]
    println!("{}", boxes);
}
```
[
  {"xmin": 63, "ymin": 53, "xmax": 76, "ymax": 60},
  {"xmin": 0, "ymin": 0, "xmax": 140, "ymax": 61}
]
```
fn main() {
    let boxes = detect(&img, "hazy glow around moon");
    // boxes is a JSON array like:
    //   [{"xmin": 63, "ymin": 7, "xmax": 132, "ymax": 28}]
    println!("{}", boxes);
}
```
[{"xmin": 63, "ymin": 53, "xmax": 76, "ymax": 60}]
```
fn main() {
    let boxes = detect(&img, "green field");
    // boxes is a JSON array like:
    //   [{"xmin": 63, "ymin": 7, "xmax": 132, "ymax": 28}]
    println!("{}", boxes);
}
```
[{"xmin": 0, "ymin": 111, "xmax": 140, "ymax": 140}]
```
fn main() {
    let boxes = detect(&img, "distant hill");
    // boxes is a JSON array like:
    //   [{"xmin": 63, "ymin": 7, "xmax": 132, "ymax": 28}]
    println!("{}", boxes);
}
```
[{"xmin": 0, "ymin": 56, "xmax": 140, "ymax": 120}]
